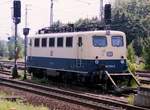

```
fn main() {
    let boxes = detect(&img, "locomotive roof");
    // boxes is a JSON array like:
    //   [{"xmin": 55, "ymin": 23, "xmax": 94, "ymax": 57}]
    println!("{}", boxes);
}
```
[{"xmin": 30, "ymin": 30, "xmax": 125, "ymax": 38}]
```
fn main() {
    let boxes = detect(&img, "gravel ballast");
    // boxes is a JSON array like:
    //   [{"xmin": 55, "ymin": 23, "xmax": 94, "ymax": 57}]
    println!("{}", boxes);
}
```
[{"xmin": 0, "ymin": 85, "xmax": 94, "ymax": 110}]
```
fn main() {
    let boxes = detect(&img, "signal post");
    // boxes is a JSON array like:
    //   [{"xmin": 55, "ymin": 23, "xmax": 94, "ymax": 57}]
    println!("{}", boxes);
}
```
[{"xmin": 12, "ymin": 0, "xmax": 21, "ymax": 78}]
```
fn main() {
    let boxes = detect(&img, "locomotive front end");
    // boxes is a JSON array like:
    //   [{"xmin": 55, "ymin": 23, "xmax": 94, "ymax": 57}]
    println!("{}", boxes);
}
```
[
  {"xmin": 90, "ymin": 31, "xmax": 139, "ymax": 93},
  {"xmin": 91, "ymin": 31, "xmax": 127, "ymax": 73}
]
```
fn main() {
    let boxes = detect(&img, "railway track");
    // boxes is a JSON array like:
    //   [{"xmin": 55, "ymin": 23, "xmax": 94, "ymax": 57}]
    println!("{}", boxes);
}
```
[
  {"xmin": 0, "ymin": 60, "xmax": 24, "ymax": 70},
  {"xmin": 134, "ymin": 86, "xmax": 150, "ymax": 108},
  {"xmin": 136, "ymin": 71, "xmax": 150, "ymax": 84},
  {"xmin": 0, "ymin": 61, "xmax": 149, "ymax": 109},
  {"xmin": 0, "ymin": 68, "xmax": 11, "ymax": 76},
  {"xmin": 139, "ymin": 77, "xmax": 150, "ymax": 84},
  {"xmin": 0, "ymin": 69, "xmax": 128, "ymax": 103},
  {"xmin": 1, "ymin": 60, "xmax": 150, "ymax": 84},
  {"xmin": 140, "ymin": 86, "xmax": 150, "ymax": 92},
  {"xmin": 0, "ymin": 60, "xmax": 24, "ymax": 65},
  {"xmin": 0, "ymin": 70, "xmax": 127, "ymax": 103},
  {"xmin": 0, "ymin": 76, "xmax": 148, "ymax": 110}
]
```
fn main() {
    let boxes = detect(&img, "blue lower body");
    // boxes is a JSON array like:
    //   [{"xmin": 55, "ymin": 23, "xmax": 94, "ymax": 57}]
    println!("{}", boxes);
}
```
[{"xmin": 27, "ymin": 56, "xmax": 128, "ymax": 73}]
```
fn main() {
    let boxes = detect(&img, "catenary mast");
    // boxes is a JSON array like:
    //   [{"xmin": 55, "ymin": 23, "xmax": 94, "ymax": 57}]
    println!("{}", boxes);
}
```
[{"xmin": 50, "ymin": 0, "xmax": 53, "ymax": 26}]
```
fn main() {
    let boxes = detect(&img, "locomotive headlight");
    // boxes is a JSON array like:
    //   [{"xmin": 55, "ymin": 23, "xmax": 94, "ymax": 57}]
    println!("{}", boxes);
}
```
[
  {"xmin": 120, "ymin": 56, "xmax": 125, "ymax": 64},
  {"xmin": 95, "ymin": 56, "xmax": 99, "ymax": 64}
]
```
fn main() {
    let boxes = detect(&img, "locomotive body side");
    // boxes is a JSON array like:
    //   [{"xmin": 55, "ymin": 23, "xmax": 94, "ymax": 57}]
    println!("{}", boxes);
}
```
[
  {"xmin": 27, "ymin": 30, "xmax": 140, "ymax": 92},
  {"xmin": 27, "ymin": 30, "xmax": 127, "ymax": 74}
]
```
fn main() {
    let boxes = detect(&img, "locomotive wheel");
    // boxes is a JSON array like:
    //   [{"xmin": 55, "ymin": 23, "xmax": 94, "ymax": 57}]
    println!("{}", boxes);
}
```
[
  {"xmin": 32, "ymin": 69, "xmax": 45, "ymax": 78},
  {"xmin": 59, "ymin": 72, "xmax": 67, "ymax": 83},
  {"xmin": 101, "ymin": 75, "xmax": 114, "ymax": 91}
]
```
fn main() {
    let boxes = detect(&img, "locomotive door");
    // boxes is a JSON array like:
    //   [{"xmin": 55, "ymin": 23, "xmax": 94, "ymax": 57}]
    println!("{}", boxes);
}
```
[
  {"xmin": 76, "ymin": 36, "xmax": 83, "ymax": 68},
  {"xmin": 26, "ymin": 38, "xmax": 32, "ymax": 63},
  {"xmin": 28, "ymin": 38, "xmax": 32, "ymax": 58}
]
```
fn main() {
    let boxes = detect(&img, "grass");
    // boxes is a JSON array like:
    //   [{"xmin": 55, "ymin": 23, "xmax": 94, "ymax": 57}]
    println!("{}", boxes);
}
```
[
  {"xmin": 0, "ymin": 91, "xmax": 49, "ymax": 110},
  {"xmin": 127, "ymin": 94, "xmax": 135, "ymax": 105},
  {"xmin": 0, "ymin": 101, "xmax": 48, "ymax": 110},
  {"xmin": 0, "ymin": 91, "xmax": 8, "ymax": 97},
  {"xmin": 31, "ymin": 77, "xmax": 49, "ymax": 85},
  {"xmin": 17, "ymin": 70, "xmax": 27, "ymax": 80},
  {"xmin": 135, "ymin": 63, "xmax": 145, "ymax": 71},
  {"xmin": 130, "ymin": 78, "xmax": 139, "ymax": 88}
]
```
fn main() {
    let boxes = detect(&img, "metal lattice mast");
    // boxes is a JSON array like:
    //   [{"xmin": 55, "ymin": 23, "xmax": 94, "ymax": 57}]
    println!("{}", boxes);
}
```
[
  {"xmin": 50, "ymin": 0, "xmax": 53, "ymax": 27},
  {"xmin": 115, "ymin": 0, "xmax": 119, "ymax": 8},
  {"xmin": 100, "ymin": 0, "xmax": 103, "ymax": 21}
]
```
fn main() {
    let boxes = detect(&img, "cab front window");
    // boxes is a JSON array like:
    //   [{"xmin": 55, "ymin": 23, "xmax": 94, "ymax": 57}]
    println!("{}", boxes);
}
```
[
  {"xmin": 112, "ymin": 36, "xmax": 124, "ymax": 47},
  {"xmin": 93, "ymin": 36, "xmax": 107, "ymax": 47}
]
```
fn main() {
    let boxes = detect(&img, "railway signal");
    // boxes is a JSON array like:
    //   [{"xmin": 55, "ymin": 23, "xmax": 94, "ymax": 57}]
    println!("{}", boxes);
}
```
[
  {"xmin": 12, "ymin": 0, "xmax": 21, "ymax": 78},
  {"xmin": 13, "ymin": 0, "xmax": 21, "ymax": 24},
  {"xmin": 23, "ymin": 28, "xmax": 30, "ymax": 80},
  {"xmin": 104, "ymin": 4, "xmax": 111, "ymax": 25},
  {"xmin": 23, "ymin": 4, "xmax": 30, "ymax": 80}
]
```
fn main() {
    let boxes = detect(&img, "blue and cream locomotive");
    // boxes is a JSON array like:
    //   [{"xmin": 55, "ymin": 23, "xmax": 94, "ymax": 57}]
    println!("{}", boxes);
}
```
[{"xmin": 27, "ymin": 30, "xmax": 139, "ymax": 91}]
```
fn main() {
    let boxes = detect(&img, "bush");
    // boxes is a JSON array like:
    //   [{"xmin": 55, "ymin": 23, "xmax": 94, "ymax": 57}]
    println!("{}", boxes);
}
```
[
  {"xmin": 127, "ymin": 60, "xmax": 136, "ymax": 73},
  {"xmin": 127, "ymin": 43, "xmax": 136, "ymax": 63}
]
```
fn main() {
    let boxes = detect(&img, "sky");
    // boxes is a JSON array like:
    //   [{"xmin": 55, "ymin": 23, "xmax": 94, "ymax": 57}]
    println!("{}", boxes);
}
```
[{"xmin": 0, "ymin": 0, "xmax": 114, "ymax": 40}]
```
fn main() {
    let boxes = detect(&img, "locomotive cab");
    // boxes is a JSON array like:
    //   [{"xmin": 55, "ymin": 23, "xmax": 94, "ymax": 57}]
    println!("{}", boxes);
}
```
[{"xmin": 89, "ymin": 31, "xmax": 140, "ymax": 92}]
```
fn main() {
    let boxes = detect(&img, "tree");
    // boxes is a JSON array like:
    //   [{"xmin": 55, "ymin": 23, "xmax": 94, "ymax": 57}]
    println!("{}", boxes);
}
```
[
  {"xmin": 38, "ymin": 18, "xmax": 104, "ymax": 34},
  {"xmin": 7, "ymin": 37, "xmax": 15, "ymax": 60},
  {"xmin": 17, "ymin": 37, "xmax": 24, "ymax": 58},
  {"xmin": 0, "ymin": 40, "xmax": 8, "ymax": 57},
  {"xmin": 112, "ymin": 0, "xmax": 150, "ymax": 44},
  {"xmin": 143, "ymin": 38, "xmax": 150, "ymax": 69},
  {"xmin": 7, "ymin": 36, "xmax": 24, "ymax": 60},
  {"xmin": 132, "ymin": 37, "xmax": 143, "ymax": 57},
  {"xmin": 112, "ymin": 0, "xmax": 150, "ymax": 57}
]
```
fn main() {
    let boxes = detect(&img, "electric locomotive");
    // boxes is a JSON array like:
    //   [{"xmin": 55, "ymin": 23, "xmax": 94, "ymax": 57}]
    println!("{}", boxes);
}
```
[{"xmin": 27, "ymin": 30, "xmax": 139, "ymax": 92}]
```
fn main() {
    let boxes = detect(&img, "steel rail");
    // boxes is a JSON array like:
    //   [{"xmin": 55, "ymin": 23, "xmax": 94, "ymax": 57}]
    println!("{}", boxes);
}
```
[{"xmin": 0, "ymin": 77, "xmax": 148, "ymax": 110}]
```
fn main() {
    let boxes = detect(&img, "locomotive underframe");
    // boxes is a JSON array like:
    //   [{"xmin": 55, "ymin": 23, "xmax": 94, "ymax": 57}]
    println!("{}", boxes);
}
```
[{"xmin": 27, "ymin": 66, "xmax": 140, "ymax": 93}]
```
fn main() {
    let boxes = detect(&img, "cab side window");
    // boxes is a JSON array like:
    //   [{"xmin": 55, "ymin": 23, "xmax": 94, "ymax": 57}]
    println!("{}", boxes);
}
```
[
  {"xmin": 42, "ymin": 38, "xmax": 47, "ymax": 47},
  {"xmin": 29, "ymin": 39, "xmax": 32, "ymax": 46},
  {"xmin": 57, "ymin": 37, "xmax": 63, "ymax": 47},
  {"xmin": 49, "ymin": 38, "xmax": 55, "ymax": 47},
  {"xmin": 66, "ymin": 37, "xmax": 73, "ymax": 47},
  {"xmin": 34, "ymin": 38, "xmax": 40, "ymax": 47},
  {"xmin": 78, "ymin": 37, "xmax": 82, "ymax": 47}
]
